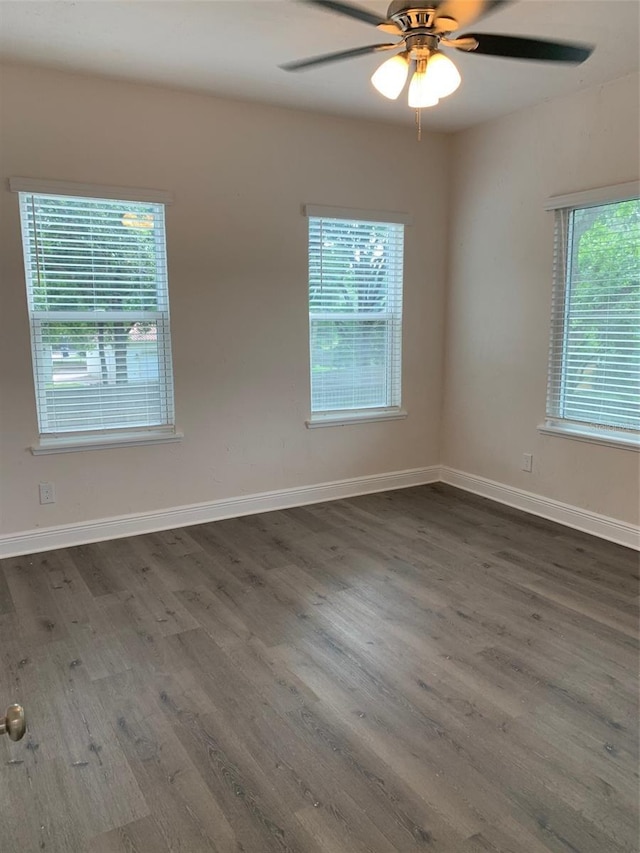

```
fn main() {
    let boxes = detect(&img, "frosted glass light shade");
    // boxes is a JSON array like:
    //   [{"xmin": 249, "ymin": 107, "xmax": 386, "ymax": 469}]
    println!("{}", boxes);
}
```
[
  {"xmin": 407, "ymin": 68, "xmax": 439, "ymax": 108},
  {"xmin": 424, "ymin": 51, "xmax": 461, "ymax": 98},
  {"xmin": 371, "ymin": 54, "xmax": 409, "ymax": 100}
]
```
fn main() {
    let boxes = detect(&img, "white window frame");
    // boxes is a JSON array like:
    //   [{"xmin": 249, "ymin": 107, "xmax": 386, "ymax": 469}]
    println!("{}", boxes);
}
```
[
  {"xmin": 10, "ymin": 177, "xmax": 182, "ymax": 454},
  {"xmin": 304, "ymin": 204, "xmax": 410, "ymax": 428},
  {"xmin": 539, "ymin": 181, "xmax": 640, "ymax": 451}
]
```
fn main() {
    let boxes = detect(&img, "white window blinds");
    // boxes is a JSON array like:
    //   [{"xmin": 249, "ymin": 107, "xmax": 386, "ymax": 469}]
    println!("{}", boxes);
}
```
[
  {"xmin": 18, "ymin": 191, "xmax": 175, "ymax": 437},
  {"xmin": 547, "ymin": 197, "xmax": 639, "ymax": 435},
  {"xmin": 308, "ymin": 214, "xmax": 404, "ymax": 415}
]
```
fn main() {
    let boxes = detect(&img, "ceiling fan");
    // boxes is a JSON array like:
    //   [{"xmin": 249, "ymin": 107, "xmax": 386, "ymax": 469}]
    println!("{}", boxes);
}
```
[{"xmin": 280, "ymin": 1, "xmax": 594, "ymax": 111}]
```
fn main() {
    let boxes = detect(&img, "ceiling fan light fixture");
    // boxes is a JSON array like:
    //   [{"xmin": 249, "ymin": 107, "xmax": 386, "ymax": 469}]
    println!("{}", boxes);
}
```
[
  {"xmin": 424, "ymin": 50, "xmax": 461, "ymax": 98},
  {"xmin": 407, "ymin": 65, "xmax": 439, "ymax": 109},
  {"xmin": 371, "ymin": 52, "xmax": 410, "ymax": 100}
]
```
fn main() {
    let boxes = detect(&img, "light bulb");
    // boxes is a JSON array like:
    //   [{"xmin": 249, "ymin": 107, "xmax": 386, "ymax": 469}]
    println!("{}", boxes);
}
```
[
  {"xmin": 424, "ymin": 51, "xmax": 461, "ymax": 98},
  {"xmin": 371, "ymin": 53, "xmax": 409, "ymax": 100},
  {"xmin": 407, "ymin": 67, "xmax": 439, "ymax": 109}
]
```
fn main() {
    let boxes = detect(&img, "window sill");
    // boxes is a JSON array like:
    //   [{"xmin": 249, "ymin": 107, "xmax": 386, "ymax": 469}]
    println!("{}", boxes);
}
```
[
  {"xmin": 537, "ymin": 421, "xmax": 639, "ymax": 452},
  {"xmin": 306, "ymin": 409, "xmax": 407, "ymax": 429},
  {"xmin": 31, "ymin": 429, "xmax": 183, "ymax": 455}
]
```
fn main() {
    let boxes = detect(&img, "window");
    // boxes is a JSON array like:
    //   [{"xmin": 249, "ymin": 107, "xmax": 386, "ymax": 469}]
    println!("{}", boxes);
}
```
[
  {"xmin": 543, "ymin": 183, "xmax": 639, "ymax": 448},
  {"xmin": 306, "ymin": 206, "xmax": 407, "ymax": 425},
  {"xmin": 13, "ymin": 179, "xmax": 177, "ymax": 451}
]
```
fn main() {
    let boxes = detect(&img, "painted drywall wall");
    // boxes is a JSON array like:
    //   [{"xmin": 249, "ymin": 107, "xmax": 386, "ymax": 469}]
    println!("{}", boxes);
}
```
[
  {"xmin": 0, "ymin": 64, "xmax": 449, "ymax": 536},
  {"xmin": 442, "ymin": 72, "xmax": 640, "ymax": 525}
]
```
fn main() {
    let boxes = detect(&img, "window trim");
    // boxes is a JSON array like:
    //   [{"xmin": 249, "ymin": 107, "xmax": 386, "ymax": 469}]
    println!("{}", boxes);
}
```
[
  {"xmin": 304, "ymin": 204, "xmax": 408, "ymax": 425},
  {"xmin": 303, "ymin": 203, "xmax": 412, "ymax": 226},
  {"xmin": 31, "ymin": 428, "xmax": 184, "ymax": 455},
  {"xmin": 540, "ymin": 181, "xmax": 640, "ymax": 450},
  {"xmin": 537, "ymin": 419, "xmax": 639, "ymax": 452},
  {"xmin": 9, "ymin": 176, "xmax": 173, "ymax": 205},
  {"xmin": 13, "ymin": 178, "xmax": 178, "ymax": 448},
  {"xmin": 306, "ymin": 408, "xmax": 408, "ymax": 429},
  {"xmin": 544, "ymin": 181, "xmax": 639, "ymax": 212}
]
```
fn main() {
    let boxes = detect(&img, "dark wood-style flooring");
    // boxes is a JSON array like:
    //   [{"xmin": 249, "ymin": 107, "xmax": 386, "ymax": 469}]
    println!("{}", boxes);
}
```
[{"xmin": 0, "ymin": 484, "xmax": 638, "ymax": 852}]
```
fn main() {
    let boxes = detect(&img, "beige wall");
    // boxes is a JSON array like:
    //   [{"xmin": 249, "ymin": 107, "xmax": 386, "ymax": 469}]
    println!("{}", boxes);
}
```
[
  {"xmin": 1, "ymin": 63, "xmax": 637, "ymax": 539},
  {"xmin": 0, "ymin": 64, "xmax": 449, "ymax": 536},
  {"xmin": 442, "ymin": 72, "xmax": 640, "ymax": 524}
]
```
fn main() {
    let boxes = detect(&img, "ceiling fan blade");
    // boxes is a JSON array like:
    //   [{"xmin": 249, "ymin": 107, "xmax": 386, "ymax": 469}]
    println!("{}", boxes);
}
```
[
  {"xmin": 433, "ymin": 0, "xmax": 511, "ymax": 33},
  {"xmin": 460, "ymin": 33, "xmax": 594, "ymax": 63},
  {"xmin": 377, "ymin": 22, "xmax": 404, "ymax": 36},
  {"xmin": 280, "ymin": 43, "xmax": 398, "ymax": 72},
  {"xmin": 304, "ymin": 0, "xmax": 388, "ymax": 28},
  {"xmin": 441, "ymin": 35, "xmax": 479, "ymax": 51}
]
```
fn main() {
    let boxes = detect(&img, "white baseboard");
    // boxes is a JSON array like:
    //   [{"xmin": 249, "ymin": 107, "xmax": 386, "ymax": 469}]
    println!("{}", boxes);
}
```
[
  {"xmin": 440, "ymin": 466, "xmax": 639, "ymax": 550},
  {"xmin": 0, "ymin": 466, "xmax": 440, "ymax": 559},
  {"xmin": 1, "ymin": 463, "xmax": 636, "ymax": 558}
]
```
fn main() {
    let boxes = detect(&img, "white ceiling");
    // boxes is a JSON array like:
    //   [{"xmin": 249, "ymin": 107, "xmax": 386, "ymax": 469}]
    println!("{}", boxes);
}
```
[{"xmin": 0, "ymin": 1, "xmax": 638, "ymax": 130}]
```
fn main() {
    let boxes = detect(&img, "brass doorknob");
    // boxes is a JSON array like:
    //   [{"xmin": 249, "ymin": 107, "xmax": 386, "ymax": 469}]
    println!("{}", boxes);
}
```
[{"xmin": 0, "ymin": 704, "xmax": 26, "ymax": 741}]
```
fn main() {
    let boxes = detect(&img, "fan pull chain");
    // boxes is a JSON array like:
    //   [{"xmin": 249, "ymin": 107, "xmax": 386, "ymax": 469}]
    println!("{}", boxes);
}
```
[{"xmin": 415, "ymin": 108, "xmax": 422, "ymax": 141}]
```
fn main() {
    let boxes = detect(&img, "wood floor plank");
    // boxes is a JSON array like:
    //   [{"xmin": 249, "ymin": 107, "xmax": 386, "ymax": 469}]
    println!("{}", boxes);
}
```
[
  {"xmin": 0, "ymin": 484, "xmax": 637, "ymax": 852},
  {"xmin": 2, "ymin": 552, "xmax": 69, "ymax": 646},
  {"xmin": 102, "ymin": 704, "xmax": 237, "ymax": 851},
  {"xmin": 1, "ymin": 757, "xmax": 87, "ymax": 852},
  {"xmin": 0, "ymin": 562, "xmax": 14, "ymax": 616},
  {"xmin": 90, "ymin": 815, "xmax": 171, "ymax": 853}
]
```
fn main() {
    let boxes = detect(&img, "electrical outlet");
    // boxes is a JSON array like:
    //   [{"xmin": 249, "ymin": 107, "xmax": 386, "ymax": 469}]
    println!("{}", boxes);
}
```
[
  {"xmin": 521, "ymin": 453, "xmax": 533, "ymax": 473},
  {"xmin": 39, "ymin": 482, "xmax": 56, "ymax": 505}
]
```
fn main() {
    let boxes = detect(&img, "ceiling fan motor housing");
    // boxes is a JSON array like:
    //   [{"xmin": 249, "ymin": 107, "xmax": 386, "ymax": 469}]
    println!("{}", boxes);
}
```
[
  {"xmin": 405, "ymin": 32, "xmax": 439, "ymax": 58},
  {"xmin": 387, "ymin": 2, "xmax": 449, "ymax": 33}
]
